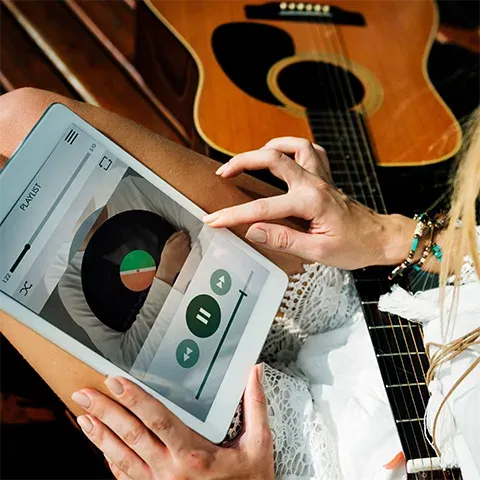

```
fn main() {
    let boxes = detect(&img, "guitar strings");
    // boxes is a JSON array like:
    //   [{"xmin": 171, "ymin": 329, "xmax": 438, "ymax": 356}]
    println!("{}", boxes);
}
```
[
  {"xmin": 318, "ymin": 14, "xmax": 437, "ymax": 467},
  {"xmin": 306, "ymin": 14, "xmax": 420, "ymax": 461},
  {"xmin": 303, "ymin": 36, "xmax": 357, "ymax": 197},
  {"xmin": 305, "ymin": 15, "xmax": 420, "ymax": 462},
  {"xmin": 326, "ymin": 20, "xmax": 445, "ymax": 472},
  {"xmin": 325, "ymin": 16, "xmax": 453, "ymax": 479},
  {"xmin": 304, "ymin": 12, "xmax": 421, "ymax": 463}
]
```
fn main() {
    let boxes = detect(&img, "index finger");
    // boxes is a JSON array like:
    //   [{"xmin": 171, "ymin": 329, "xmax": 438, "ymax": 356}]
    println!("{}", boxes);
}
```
[
  {"xmin": 104, "ymin": 377, "xmax": 209, "ymax": 453},
  {"xmin": 203, "ymin": 193, "xmax": 301, "ymax": 228}
]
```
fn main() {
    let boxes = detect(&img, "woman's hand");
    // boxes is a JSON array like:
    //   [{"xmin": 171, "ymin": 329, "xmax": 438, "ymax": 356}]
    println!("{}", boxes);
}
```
[
  {"xmin": 71, "ymin": 365, "xmax": 274, "ymax": 480},
  {"xmin": 156, "ymin": 231, "xmax": 191, "ymax": 285},
  {"xmin": 204, "ymin": 137, "xmax": 416, "ymax": 270}
]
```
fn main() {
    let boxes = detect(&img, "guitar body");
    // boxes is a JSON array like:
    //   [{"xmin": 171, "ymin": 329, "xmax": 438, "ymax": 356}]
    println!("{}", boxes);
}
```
[{"xmin": 144, "ymin": 0, "xmax": 461, "ymax": 166}]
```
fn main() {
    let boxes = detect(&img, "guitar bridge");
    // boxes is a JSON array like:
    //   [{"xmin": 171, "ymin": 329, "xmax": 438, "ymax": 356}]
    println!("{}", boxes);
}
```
[{"xmin": 245, "ymin": 2, "xmax": 366, "ymax": 26}]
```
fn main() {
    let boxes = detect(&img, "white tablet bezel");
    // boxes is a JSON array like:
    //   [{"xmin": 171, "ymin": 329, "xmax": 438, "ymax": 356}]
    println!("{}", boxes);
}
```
[{"xmin": 0, "ymin": 103, "xmax": 288, "ymax": 443}]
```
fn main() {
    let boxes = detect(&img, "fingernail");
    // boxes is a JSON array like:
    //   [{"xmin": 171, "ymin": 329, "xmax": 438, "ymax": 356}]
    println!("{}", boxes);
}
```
[
  {"xmin": 203, "ymin": 212, "xmax": 220, "ymax": 224},
  {"xmin": 71, "ymin": 391, "xmax": 91, "ymax": 409},
  {"xmin": 257, "ymin": 363, "xmax": 264, "ymax": 383},
  {"xmin": 77, "ymin": 415, "xmax": 93, "ymax": 434},
  {"xmin": 215, "ymin": 163, "xmax": 228, "ymax": 175},
  {"xmin": 105, "ymin": 377, "xmax": 124, "ymax": 396},
  {"xmin": 246, "ymin": 227, "xmax": 267, "ymax": 244}
]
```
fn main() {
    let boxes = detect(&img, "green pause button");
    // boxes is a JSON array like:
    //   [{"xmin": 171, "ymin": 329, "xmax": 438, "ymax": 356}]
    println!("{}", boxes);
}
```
[{"xmin": 186, "ymin": 294, "xmax": 221, "ymax": 338}]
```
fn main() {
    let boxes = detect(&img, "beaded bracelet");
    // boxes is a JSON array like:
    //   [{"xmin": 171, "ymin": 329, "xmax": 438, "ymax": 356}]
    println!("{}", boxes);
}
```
[
  {"xmin": 389, "ymin": 213, "xmax": 430, "ymax": 280},
  {"xmin": 413, "ymin": 213, "xmax": 445, "ymax": 271},
  {"xmin": 412, "ymin": 225, "xmax": 436, "ymax": 272},
  {"xmin": 390, "ymin": 213, "xmax": 445, "ymax": 279},
  {"xmin": 412, "ymin": 242, "xmax": 443, "ymax": 272}
]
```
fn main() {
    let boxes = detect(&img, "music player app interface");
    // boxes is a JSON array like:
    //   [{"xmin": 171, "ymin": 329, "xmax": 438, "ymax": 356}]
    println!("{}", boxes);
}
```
[{"xmin": 0, "ymin": 124, "xmax": 269, "ymax": 421}]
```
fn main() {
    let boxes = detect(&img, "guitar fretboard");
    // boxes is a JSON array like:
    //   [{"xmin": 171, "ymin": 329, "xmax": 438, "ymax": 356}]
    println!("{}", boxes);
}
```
[{"xmin": 308, "ymin": 109, "xmax": 437, "ymax": 461}]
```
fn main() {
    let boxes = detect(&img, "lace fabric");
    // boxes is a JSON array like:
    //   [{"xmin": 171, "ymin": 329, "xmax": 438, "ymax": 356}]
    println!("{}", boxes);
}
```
[
  {"xmin": 261, "ymin": 263, "xmax": 360, "ymax": 368},
  {"xmin": 260, "ymin": 263, "xmax": 360, "ymax": 479},
  {"xmin": 263, "ymin": 363, "xmax": 341, "ymax": 480}
]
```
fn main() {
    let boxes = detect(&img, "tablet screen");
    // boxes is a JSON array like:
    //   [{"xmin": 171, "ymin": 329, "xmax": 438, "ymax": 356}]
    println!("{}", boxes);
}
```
[{"xmin": 0, "ymin": 124, "xmax": 269, "ymax": 421}]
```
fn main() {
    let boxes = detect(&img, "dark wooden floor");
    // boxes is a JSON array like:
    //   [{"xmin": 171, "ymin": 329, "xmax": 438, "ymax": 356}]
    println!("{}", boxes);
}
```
[{"xmin": 0, "ymin": 0, "xmax": 185, "ymax": 144}]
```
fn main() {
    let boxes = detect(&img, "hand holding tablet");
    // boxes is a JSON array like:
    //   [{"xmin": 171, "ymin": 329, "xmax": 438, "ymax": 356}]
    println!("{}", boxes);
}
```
[
  {"xmin": 0, "ymin": 104, "xmax": 287, "ymax": 442},
  {"xmin": 73, "ymin": 367, "xmax": 275, "ymax": 480}
]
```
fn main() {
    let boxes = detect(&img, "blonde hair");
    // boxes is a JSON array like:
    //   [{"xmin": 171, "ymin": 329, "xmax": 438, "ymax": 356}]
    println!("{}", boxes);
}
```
[
  {"xmin": 426, "ymin": 109, "xmax": 480, "ymax": 455},
  {"xmin": 440, "ymin": 108, "xmax": 480, "ymax": 329}
]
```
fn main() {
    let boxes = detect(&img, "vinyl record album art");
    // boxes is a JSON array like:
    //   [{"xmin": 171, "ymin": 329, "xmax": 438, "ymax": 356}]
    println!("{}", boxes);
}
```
[{"xmin": 81, "ymin": 209, "xmax": 176, "ymax": 331}]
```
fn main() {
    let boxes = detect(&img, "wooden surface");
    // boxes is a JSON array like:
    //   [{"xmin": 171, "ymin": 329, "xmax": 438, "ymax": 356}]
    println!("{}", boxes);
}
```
[
  {"xmin": 0, "ymin": 5, "xmax": 78, "ymax": 99},
  {"xmin": 68, "ymin": 0, "xmax": 136, "ymax": 60},
  {"xmin": 135, "ymin": 2, "xmax": 205, "ymax": 152},
  {"xmin": 145, "ymin": 0, "xmax": 462, "ymax": 165},
  {"xmin": 1, "ymin": 0, "xmax": 185, "ymax": 146},
  {"xmin": 63, "ymin": 0, "xmax": 188, "ymax": 142}
]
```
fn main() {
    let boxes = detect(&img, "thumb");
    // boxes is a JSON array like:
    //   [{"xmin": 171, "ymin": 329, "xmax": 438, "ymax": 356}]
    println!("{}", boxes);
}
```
[
  {"xmin": 242, "ymin": 364, "xmax": 271, "ymax": 443},
  {"xmin": 246, "ymin": 223, "xmax": 320, "ymax": 261}
]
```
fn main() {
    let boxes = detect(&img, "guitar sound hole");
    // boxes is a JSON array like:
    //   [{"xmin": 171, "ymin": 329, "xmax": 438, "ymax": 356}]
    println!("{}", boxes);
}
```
[{"xmin": 276, "ymin": 61, "xmax": 364, "ymax": 110}]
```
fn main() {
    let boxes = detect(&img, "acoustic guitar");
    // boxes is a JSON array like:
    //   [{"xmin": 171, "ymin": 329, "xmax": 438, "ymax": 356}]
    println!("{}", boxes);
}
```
[
  {"xmin": 135, "ymin": 2, "xmax": 465, "ymax": 478},
  {"xmin": 138, "ymin": 0, "xmax": 461, "ymax": 163}
]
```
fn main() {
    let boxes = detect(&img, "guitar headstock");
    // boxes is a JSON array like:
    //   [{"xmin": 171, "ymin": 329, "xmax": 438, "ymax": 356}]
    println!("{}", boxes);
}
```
[{"xmin": 245, "ymin": 2, "xmax": 366, "ymax": 26}]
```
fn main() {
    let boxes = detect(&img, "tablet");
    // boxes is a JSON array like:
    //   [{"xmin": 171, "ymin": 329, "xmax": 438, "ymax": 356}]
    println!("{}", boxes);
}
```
[{"xmin": 0, "ymin": 103, "xmax": 288, "ymax": 443}]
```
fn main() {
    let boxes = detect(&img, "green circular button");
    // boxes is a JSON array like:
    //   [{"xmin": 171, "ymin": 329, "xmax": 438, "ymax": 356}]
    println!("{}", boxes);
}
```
[
  {"xmin": 176, "ymin": 339, "xmax": 200, "ymax": 368},
  {"xmin": 210, "ymin": 269, "xmax": 232, "ymax": 296},
  {"xmin": 186, "ymin": 294, "xmax": 221, "ymax": 338}
]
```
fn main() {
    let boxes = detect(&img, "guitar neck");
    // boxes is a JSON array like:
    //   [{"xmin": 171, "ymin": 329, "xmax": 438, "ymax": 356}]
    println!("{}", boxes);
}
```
[{"xmin": 307, "ymin": 109, "xmax": 438, "ymax": 462}]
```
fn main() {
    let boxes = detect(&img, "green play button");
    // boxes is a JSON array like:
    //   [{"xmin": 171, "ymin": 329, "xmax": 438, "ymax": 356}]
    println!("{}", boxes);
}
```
[
  {"xmin": 176, "ymin": 339, "xmax": 200, "ymax": 368},
  {"xmin": 186, "ymin": 294, "xmax": 221, "ymax": 338},
  {"xmin": 210, "ymin": 269, "xmax": 232, "ymax": 296}
]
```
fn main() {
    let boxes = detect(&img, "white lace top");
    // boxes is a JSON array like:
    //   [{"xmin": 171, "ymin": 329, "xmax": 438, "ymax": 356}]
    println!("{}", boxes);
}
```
[{"xmin": 260, "ymin": 227, "xmax": 480, "ymax": 480}]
